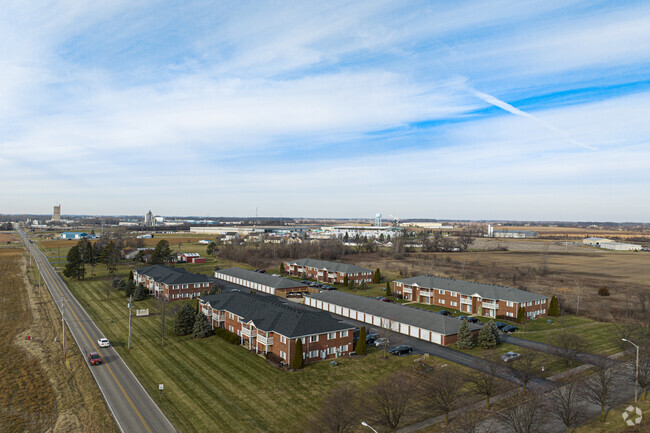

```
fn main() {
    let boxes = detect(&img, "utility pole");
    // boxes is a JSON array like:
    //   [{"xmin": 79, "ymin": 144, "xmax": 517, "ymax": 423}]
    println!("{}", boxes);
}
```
[
  {"xmin": 128, "ymin": 295, "xmax": 133, "ymax": 349},
  {"xmin": 622, "ymin": 338, "xmax": 640, "ymax": 404}
]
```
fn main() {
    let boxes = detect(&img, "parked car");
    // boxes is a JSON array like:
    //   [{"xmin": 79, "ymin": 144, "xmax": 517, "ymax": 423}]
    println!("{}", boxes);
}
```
[
  {"xmin": 375, "ymin": 296, "xmax": 387, "ymax": 301},
  {"xmin": 97, "ymin": 337, "xmax": 110, "ymax": 348},
  {"xmin": 501, "ymin": 352, "xmax": 521, "ymax": 362},
  {"xmin": 300, "ymin": 280, "xmax": 310, "ymax": 285},
  {"xmin": 390, "ymin": 345, "xmax": 413, "ymax": 356},
  {"xmin": 366, "ymin": 333, "xmax": 379, "ymax": 344},
  {"xmin": 437, "ymin": 310, "xmax": 451, "ymax": 316},
  {"xmin": 374, "ymin": 338, "xmax": 389, "ymax": 348},
  {"xmin": 380, "ymin": 298, "xmax": 392, "ymax": 303},
  {"xmin": 501, "ymin": 325, "xmax": 519, "ymax": 334},
  {"xmin": 457, "ymin": 315, "xmax": 468, "ymax": 321},
  {"xmin": 495, "ymin": 322, "xmax": 508, "ymax": 330},
  {"xmin": 322, "ymin": 286, "xmax": 336, "ymax": 291},
  {"xmin": 309, "ymin": 282, "xmax": 320, "ymax": 287},
  {"xmin": 466, "ymin": 317, "xmax": 479, "ymax": 324},
  {"xmin": 88, "ymin": 352, "xmax": 103, "ymax": 365}
]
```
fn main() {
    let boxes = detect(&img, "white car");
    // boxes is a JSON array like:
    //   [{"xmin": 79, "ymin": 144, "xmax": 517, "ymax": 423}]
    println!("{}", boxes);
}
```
[
  {"xmin": 97, "ymin": 337, "xmax": 110, "ymax": 348},
  {"xmin": 501, "ymin": 351, "xmax": 521, "ymax": 362}
]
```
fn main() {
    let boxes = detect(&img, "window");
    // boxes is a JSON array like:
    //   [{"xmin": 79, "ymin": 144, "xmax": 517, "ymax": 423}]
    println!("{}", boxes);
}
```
[
  {"xmin": 280, "ymin": 335, "xmax": 287, "ymax": 344},
  {"xmin": 280, "ymin": 351, "xmax": 287, "ymax": 360},
  {"xmin": 340, "ymin": 345, "xmax": 348, "ymax": 352},
  {"xmin": 439, "ymin": 290, "xmax": 445, "ymax": 295},
  {"xmin": 301, "ymin": 337, "xmax": 306, "ymax": 344},
  {"xmin": 328, "ymin": 332, "xmax": 336, "ymax": 340},
  {"xmin": 450, "ymin": 301, "xmax": 457, "ymax": 307},
  {"xmin": 506, "ymin": 312, "xmax": 513, "ymax": 318},
  {"xmin": 310, "ymin": 335, "xmax": 318, "ymax": 343},
  {"xmin": 341, "ymin": 330, "xmax": 348, "ymax": 337},
  {"xmin": 183, "ymin": 284, "xmax": 188, "ymax": 289},
  {"xmin": 506, "ymin": 301, "xmax": 514, "ymax": 307},
  {"xmin": 439, "ymin": 299, "xmax": 445, "ymax": 305},
  {"xmin": 327, "ymin": 347, "xmax": 335, "ymax": 355},
  {"xmin": 310, "ymin": 350, "xmax": 318, "ymax": 358}
]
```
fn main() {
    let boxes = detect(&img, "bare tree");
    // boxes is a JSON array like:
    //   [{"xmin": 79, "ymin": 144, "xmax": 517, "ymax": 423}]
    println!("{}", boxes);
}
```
[
  {"xmin": 637, "ymin": 344, "xmax": 650, "ymax": 401},
  {"xmin": 635, "ymin": 290, "xmax": 649, "ymax": 316},
  {"xmin": 309, "ymin": 383, "xmax": 360, "ymax": 433},
  {"xmin": 614, "ymin": 320, "xmax": 639, "ymax": 352},
  {"xmin": 495, "ymin": 393, "xmax": 544, "ymax": 433},
  {"xmin": 158, "ymin": 296, "xmax": 169, "ymax": 346},
  {"xmin": 449, "ymin": 407, "xmax": 494, "ymax": 433},
  {"xmin": 551, "ymin": 332, "xmax": 585, "ymax": 374},
  {"xmin": 467, "ymin": 355, "xmax": 506, "ymax": 408},
  {"xmin": 580, "ymin": 359, "xmax": 619, "ymax": 422},
  {"xmin": 550, "ymin": 381, "xmax": 586, "ymax": 433},
  {"xmin": 573, "ymin": 281, "xmax": 588, "ymax": 316},
  {"xmin": 509, "ymin": 350, "xmax": 540, "ymax": 394},
  {"xmin": 423, "ymin": 366, "xmax": 465, "ymax": 423},
  {"xmin": 368, "ymin": 370, "xmax": 417, "ymax": 431}
]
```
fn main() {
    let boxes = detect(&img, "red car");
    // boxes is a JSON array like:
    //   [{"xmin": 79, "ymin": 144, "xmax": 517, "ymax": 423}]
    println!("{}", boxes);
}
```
[{"xmin": 88, "ymin": 352, "xmax": 103, "ymax": 365}]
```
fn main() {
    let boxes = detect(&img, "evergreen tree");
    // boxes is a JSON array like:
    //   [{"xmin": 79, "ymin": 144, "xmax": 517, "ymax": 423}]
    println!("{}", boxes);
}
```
[
  {"xmin": 456, "ymin": 319, "xmax": 475, "ymax": 349},
  {"xmin": 291, "ymin": 339, "xmax": 304, "ymax": 370},
  {"xmin": 385, "ymin": 281, "xmax": 392, "ymax": 297},
  {"xmin": 548, "ymin": 296, "xmax": 560, "ymax": 316},
  {"xmin": 175, "ymin": 302, "xmax": 196, "ymax": 336},
  {"xmin": 206, "ymin": 242, "xmax": 217, "ymax": 257},
  {"xmin": 517, "ymin": 306, "xmax": 527, "ymax": 324},
  {"xmin": 343, "ymin": 274, "xmax": 349, "ymax": 286},
  {"xmin": 100, "ymin": 241, "xmax": 118, "ymax": 277},
  {"xmin": 126, "ymin": 280, "xmax": 136, "ymax": 297},
  {"xmin": 133, "ymin": 283, "xmax": 147, "ymax": 301},
  {"xmin": 279, "ymin": 262, "xmax": 285, "ymax": 274},
  {"xmin": 128, "ymin": 270, "xmax": 134, "ymax": 281},
  {"xmin": 151, "ymin": 240, "xmax": 172, "ymax": 264},
  {"xmin": 478, "ymin": 321, "xmax": 499, "ymax": 349},
  {"xmin": 373, "ymin": 268, "xmax": 381, "ymax": 284},
  {"xmin": 117, "ymin": 279, "xmax": 127, "ymax": 291},
  {"xmin": 192, "ymin": 312, "xmax": 213, "ymax": 338},
  {"xmin": 63, "ymin": 245, "xmax": 85, "ymax": 280},
  {"xmin": 112, "ymin": 278, "xmax": 120, "ymax": 288},
  {"xmin": 355, "ymin": 327, "xmax": 367, "ymax": 355}
]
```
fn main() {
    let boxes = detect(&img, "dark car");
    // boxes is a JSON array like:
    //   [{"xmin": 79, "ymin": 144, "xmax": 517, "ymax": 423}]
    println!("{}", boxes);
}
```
[
  {"xmin": 309, "ymin": 282, "xmax": 320, "ymax": 287},
  {"xmin": 366, "ymin": 333, "xmax": 379, "ymax": 344},
  {"xmin": 495, "ymin": 322, "xmax": 508, "ymax": 330},
  {"xmin": 88, "ymin": 352, "xmax": 103, "ymax": 365},
  {"xmin": 300, "ymin": 280, "xmax": 310, "ymax": 285},
  {"xmin": 466, "ymin": 317, "xmax": 479, "ymax": 324},
  {"xmin": 390, "ymin": 345, "xmax": 413, "ymax": 356},
  {"xmin": 375, "ymin": 296, "xmax": 387, "ymax": 301},
  {"xmin": 437, "ymin": 310, "xmax": 451, "ymax": 316},
  {"xmin": 323, "ymin": 286, "xmax": 337, "ymax": 291},
  {"xmin": 380, "ymin": 298, "xmax": 392, "ymax": 303},
  {"xmin": 501, "ymin": 325, "xmax": 519, "ymax": 334},
  {"xmin": 457, "ymin": 315, "xmax": 468, "ymax": 321}
]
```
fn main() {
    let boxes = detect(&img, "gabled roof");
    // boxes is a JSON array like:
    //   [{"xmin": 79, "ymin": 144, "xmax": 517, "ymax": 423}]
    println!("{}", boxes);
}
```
[
  {"xmin": 215, "ymin": 267, "xmax": 306, "ymax": 290},
  {"xmin": 286, "ymin": 258, "xmax": 372, "ymax": 274},
  {"xmin": 134, "ymin": 265, "xmax": 212, "ymax": 285},
  {"xmin": 200, "ymin": 292, "xmax": 353, "ymax": 338},
  {"xmin": 306, "ymin": 291, "xmax": 481, "ymax": 336},
  {"xmin": 395, "ymin": 275, "xmax": 548, "ymax": 303}
]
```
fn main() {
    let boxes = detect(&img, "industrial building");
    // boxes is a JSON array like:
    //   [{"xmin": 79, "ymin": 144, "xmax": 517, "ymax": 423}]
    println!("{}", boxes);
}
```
[
  {"xmin": 60, "ymin": 232, "xmax": 89, "ymax": 240},
  {"xmin": 52, "ymin": 205, "xmax": 61, "ymax": 222},
  {"xmin": 583, "ymin": 237, "xmax": 641, "ymax": 251}
]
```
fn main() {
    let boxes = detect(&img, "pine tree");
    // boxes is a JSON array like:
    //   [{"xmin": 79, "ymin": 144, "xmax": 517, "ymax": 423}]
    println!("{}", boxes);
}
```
[
  {"xmin": 478, "ymin": 321, "xmax": 499, "ymax": 348},
  {"xmin": 385, "ymin": 282, "xmax": 392, "ymax": 297},
  {"xmin": 175, "ymin": 303, "xmax": 196, "ymax": 336},
  {"xmin": 117, "ymin": 279, "xmax": 127, "ymax": 291},
  {"xmin": 356, "ymin": 327, "xmax": 367, "ymax": 355},
  {"xmin": 291, "ymin": 339, "xmax": 304, "ymax": 370},
  {"xmin": 151, "ymin": 240, "xmax": 172, "ymax": 264},
  {"xmin": 548, "ymin": 296, "xmax": 560, "ymax": 316},
  {"xmin": 133, "ymin": 283, "xmax": 147, "ymax": 301},
  {"xmin": 343, "ymin": 274, "xmax": 349, "ymax": 286},
  {"xmin": 517, "ymin": 306, "xmax": 527, "ymax": 324},
  {"xmin": 192, "ymin": 312, "xmax": 213, "ymax": 338},
  {"xmin": 279, "ymin": 262, "xmax": 285, "ymax": 274},
  {"xmin": 128, "ymin": 270, "xmax": 134, "ymax": 281},
  {"xmin": 63, "ymin": 246, "xmax": 84, "ymax": 280},
  {"xmin": 373, "ymin": 268, "xmax": 381, "ymax": 283},
  {"xmin": 126, "ymin": 280, "xmax": 136, "ymax": 297},
  {"xmin": 456, "ymin": 319, "xmax": 475, "ymax": 349}
]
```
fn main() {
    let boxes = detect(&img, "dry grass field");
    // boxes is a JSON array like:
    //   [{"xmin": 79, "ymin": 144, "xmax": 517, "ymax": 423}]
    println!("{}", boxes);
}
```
[{"xmin": 0, "ymin": 249, "xmax": 118, "ymax": 433}]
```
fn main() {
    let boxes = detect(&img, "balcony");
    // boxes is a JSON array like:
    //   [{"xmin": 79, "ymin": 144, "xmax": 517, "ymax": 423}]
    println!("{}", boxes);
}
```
[
  {"xmin": 460, "ymin": 298, "xmax": 472, "ymax": 305},
  {"xmin": 241, "ymin": 327, "xmax": 257, "ymax": 338},
  {"xmin": 212, "ymin": 313, "xmax": 224, "ymax": 322},
  {"xmin": 482, "ymin": 302, "xmax": 498, "ymax": 310},
  {"xmin": 419, "ymin": 291, "xmax": 432, "ymax": 297},
  {"xmin": 402, "ymin": 287, "xmax": 412, "ymax": 294},
  {"xmin": 257, "ymin": 335, "xmax": 273, "ymax": 345}
]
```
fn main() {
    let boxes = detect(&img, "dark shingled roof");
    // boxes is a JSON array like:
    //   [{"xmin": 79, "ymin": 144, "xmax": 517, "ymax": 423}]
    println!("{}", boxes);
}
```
[
  {"xmin": 134, "ymin": 265, "xmax": 213, "ymax": 285},
  {"xmin": 306, "ymin": 291, "xmax": 481, "ymax": 336},
  {"xmin": 286, "ymin": 258, "xmax": 372, "ymax": 274},
  {"xmin": 215, "ymin": 267, "xmax": 307, "ymax": 290},
  {"xmin": 200, "ymin": 291, "xmax": 354, "ymax": 338},
  {"xmin": 395, "ymin": 275, "xmax": 548, "ymax": 303}
]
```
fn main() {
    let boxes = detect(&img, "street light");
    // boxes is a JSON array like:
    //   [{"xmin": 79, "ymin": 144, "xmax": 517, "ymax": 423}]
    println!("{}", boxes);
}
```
[
  {"xmin": 622, "ymin": 338, "xmax": 639, "ymax": 404},
  {"xmin": 361, "ymin": 421, "xmax": 378, "ymax": 433}
]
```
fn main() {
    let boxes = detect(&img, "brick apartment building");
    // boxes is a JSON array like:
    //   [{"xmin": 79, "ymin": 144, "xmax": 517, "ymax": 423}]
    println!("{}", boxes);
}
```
[
  {"xmin": 199, "ymin": 291, "xmax": 355, "ymax": 363},
  {"xmin": 393, "ymin": 275, "xmax": 549, "ymax": 320},
  {"xmin": 133, "ymin": 265, "xmax": 214, "ymax": 301},
  {"xmin": 284, "ymin": 258, "xmax": 374, "ymax": 285},
  {"xmin": 214, "ymin": 267, "xmax": 317, "ymax": 298}
]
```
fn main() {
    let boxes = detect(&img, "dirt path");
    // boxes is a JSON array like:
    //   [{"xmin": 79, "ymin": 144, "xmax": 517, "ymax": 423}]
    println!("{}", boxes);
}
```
[{"xmin": 10, "ymin": 255, "xmax": 118, "ymax": 432}]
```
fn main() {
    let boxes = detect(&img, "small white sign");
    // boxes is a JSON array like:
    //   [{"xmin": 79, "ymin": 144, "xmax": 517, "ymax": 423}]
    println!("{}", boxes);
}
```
[{"xmin": 159, "ymin": 384, "xmax": 164, "ymax": 390}]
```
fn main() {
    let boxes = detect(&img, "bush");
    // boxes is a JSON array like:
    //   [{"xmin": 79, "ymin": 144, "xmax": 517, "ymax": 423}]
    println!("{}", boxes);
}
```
[
  {"xmin": 516, "ymin": 306, "xmax": 527, "ymax": 324},
  {"xmin": 291, "ymin": 339, "xmax": 304, "ymax": 370},
  {"xmin": 598, "ymin": 287, "xmax": 610, "ymax": 297},
  {"xmin": 214, "ymin": 327, "xmax": 241, "ymax": 344},
  {"xmin": 548, "ymin": 296, "xmax": 560, "ymax": 316},
  {"xmin": 355, "ymin": 326, "xmax": 367, "ymax": 355}
]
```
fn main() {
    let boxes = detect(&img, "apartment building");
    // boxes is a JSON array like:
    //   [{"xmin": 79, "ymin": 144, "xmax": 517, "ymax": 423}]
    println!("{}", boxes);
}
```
[
  {"xmin": 133, "ymin": 265, "xmax": 214, "ymax": 301},
  {"xmin": 284, "ymin": 258, "xmax": 374, "ymax": 285}
]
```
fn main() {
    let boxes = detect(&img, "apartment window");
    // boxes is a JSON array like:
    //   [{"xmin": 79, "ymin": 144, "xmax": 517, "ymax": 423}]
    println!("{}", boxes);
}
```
[
  {"xmin": 439, "ymin": 290, "xmax": 445, "ymax": 295},
  {"xmin": 341, "ymin": 330, "xmax": 348, "ymax": 337},
  {"xmin": 280, "ymin": 351, "xmax": 287, "ymax": 360},
  {"xmin": 328, "ymin": 332, "xmax": 336, "ymax": 340},
  {"xmin": 327, "ymin": 347, "xmax": 335, "ymax": 355},
  {"xmin": 506, "ymin": 301, "xmax": 514, "ymax": 307},
  {"xmin": 310, "ymin": 335, "xmax": 319, "ymax": 343},
  {"xmin": 450, "ymin": 301, "xmax": 457, "ymax": 307},
  {"xmin": 301, "ymin": 337, "xmax": 306, "ymax": 344},
  {"xmin": 280, "ymin": 335, "xmax": 287, "ymax": 344},
  {"xmin": 237, "ymin": 330, "xmax": 241, "ymax": 336},
  {"xmin": 310, "ymin": 350, "xmax": 318, "ymax": 358},
  {"xmin": 183, "ymin": 284, "xmax": 188, "ymax": 289},
  {"xmin": 341, "ymin": 345, "xmax": 348, "ymax": 352},
  {"xmin": 506, "ymin": 312, "xmax": 513, "ymax": 318},
  {"xmin": 439, "ymin": 299, "xmax": 445, "ymax": 305}
]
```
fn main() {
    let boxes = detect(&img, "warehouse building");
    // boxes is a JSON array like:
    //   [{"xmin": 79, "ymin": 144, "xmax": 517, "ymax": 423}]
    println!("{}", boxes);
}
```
[{"xmin": 305, "ymin": 291, "xmax": 480, "ymax": 346}]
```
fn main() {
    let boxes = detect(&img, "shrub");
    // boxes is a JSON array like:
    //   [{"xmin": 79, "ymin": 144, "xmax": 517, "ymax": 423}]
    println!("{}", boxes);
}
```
[
  {"xmin": 214, "ymin": 327, "xmax": 241, "ymax": 344},
  {"xmin": 355, "ymin": 327, "xmax": 367, "ymax": 355},
  {"xmin": 598, "ymin": 287, "xmax": 610, "ymax": 297},
  {"xmin": 385, "ymin": 281, "xmax": 392, "ymax": 297},
  {"xmin": 373, "ymin": 268, "xmax": 381, "ymax": 283},
  {"xmin": 291, "ymin": 339, "xmax": 304, "ymax": 370},
  {"xmin": 548, "ymin": 296, "xmax": 560, "ymax": 316}
]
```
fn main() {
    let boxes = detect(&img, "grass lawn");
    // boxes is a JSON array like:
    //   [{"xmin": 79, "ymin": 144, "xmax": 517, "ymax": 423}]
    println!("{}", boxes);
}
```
[
  {"xmin": 64, "ymin": 274, "xmax": 487, "ymax": 433},
  {"xmin": 517, "ymin": 321, "xmax": 621, "ymax": 356},
  {"xmin": 573, "ymin": 398, "xmax": 649, "ymax": 432}
]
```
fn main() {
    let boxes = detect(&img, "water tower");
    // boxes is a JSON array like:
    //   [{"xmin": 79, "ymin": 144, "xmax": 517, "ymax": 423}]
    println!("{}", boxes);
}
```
[{"xmin": 375, "ymin": 213, "xmax": 382, "ymax": 227}]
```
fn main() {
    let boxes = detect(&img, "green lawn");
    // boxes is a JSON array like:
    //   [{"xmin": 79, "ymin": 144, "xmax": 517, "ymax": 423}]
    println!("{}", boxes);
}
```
[{"xmin": 516, "ymin": 322, "xmax": 621, "ymax": 356}]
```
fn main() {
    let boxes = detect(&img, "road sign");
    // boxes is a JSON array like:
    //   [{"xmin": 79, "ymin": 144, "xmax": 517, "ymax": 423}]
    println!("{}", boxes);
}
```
[{"xmin": 159, "ymin": 384, "xmax": 164, "ymax": 390}]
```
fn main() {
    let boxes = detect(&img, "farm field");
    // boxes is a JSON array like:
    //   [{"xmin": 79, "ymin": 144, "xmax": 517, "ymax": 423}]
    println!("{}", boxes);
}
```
[{"xmin": 0, "ymin": 248, "xmax": 117, "ymax": 433}]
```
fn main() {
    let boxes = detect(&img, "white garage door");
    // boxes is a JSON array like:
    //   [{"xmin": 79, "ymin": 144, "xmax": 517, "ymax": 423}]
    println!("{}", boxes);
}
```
[
  {"xmin": 410, "ymin": 327, "xmax": 419, "ymax": 338},
  {"xmin": 400, "ymin": 323, "xmax": 409, "ymax": 334},
  {"xmin": 431, "ymin": 333, "xmax": 442, "ymax": 345},
  {"xmin": 420, "ymin": 330, "xmax": 430, "ymax": 341}
]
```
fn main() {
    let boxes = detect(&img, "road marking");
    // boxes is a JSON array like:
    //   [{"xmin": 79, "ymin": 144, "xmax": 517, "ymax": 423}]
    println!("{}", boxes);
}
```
[{"xmin": 37, "ymin": 247, "xmax": 153, "ymax": 433}]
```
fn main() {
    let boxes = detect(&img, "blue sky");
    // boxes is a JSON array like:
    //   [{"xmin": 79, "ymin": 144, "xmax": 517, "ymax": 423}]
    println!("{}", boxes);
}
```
[{"xmin": 1, "ymin": 1, "xmax": 650, "ymax": 221}]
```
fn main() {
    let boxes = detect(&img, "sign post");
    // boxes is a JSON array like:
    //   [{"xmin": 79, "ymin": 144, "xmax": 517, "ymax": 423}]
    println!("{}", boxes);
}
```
[{"xmin": 159, "ymin": 383, "xmax": 164, "ymax": 402}]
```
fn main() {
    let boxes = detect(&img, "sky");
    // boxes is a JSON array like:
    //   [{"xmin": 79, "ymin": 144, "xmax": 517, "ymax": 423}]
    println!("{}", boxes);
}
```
[{"xmin": 1, "ymin": 1, "xmax": 649, "ymax": 221}]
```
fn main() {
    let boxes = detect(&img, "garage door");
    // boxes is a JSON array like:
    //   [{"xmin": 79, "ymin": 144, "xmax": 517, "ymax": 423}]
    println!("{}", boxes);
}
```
[
  {"xmin": 431, "ymin": 333, "xmax": 442, "ymax": 345},
  {"xmin": 410, "ymin": 327, "xmax": 419, "ymax": 338},
  {"xmin": 420, "ymin": 330, "xmax": 430, "ymax": 341}
]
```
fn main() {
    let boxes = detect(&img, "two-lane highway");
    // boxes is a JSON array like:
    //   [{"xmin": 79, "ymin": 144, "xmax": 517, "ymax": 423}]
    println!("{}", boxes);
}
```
[{"xmin": 20, "ymin": 230, "xmax": 177, "ymax": 433}]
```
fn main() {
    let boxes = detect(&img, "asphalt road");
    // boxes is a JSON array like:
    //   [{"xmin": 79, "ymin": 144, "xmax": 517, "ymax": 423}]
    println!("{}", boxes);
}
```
[{"xmin": 19, "ymin": 230, "xmax": 177, "ymax": 433}]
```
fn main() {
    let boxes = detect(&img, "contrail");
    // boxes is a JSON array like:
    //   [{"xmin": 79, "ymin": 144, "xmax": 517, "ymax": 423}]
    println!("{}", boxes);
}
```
[{"xmin": 470, "ymin": 88, "xmax": 597, "ymax": 151}]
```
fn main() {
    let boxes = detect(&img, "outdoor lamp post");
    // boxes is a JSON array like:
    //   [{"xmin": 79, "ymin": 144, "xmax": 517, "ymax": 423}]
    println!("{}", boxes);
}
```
[
  {"xmin": 361, "ymin": 421, "xmax": 378, "ymax": 433},
  {"xmin": 622, "ymin": 338, "xmax": 639, "ymax": 404}
]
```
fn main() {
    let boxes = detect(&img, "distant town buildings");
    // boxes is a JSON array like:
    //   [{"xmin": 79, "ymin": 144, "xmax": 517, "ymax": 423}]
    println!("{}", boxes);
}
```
[
  {"xmin": 60, "ymin": 232, "xmax": 89, "ymax": 240},
  {"xmin": 52, "ymin": 204, "xmax": 61, "ymax": 222},
  {"xmin": 144, "ymin": 210, "xmax": 153, "ymax": 226},
  {"xmin": 582, "ymin": 237, "xmax": 641, "ymax": 251},
  {"xmin": 487, "ymin": 224, "xmax": 538, "ymax": 238}
]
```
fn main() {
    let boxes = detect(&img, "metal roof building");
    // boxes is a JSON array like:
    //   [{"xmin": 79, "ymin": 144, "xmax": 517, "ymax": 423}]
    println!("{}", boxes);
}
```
[{"xmin": 214, "ymin": 267, "xmax": 314, "ymax": 297}]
